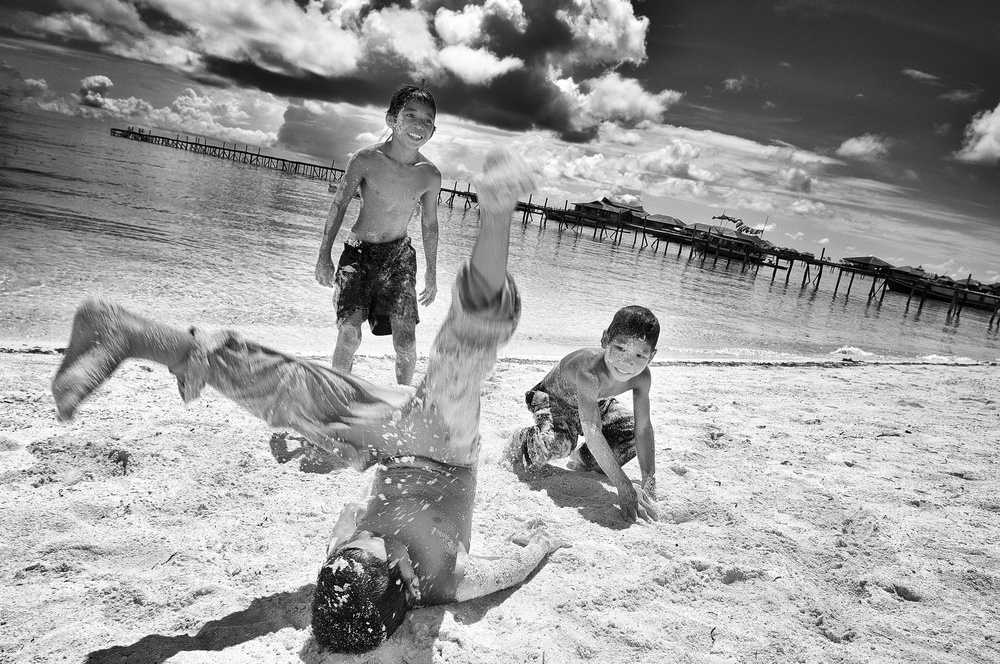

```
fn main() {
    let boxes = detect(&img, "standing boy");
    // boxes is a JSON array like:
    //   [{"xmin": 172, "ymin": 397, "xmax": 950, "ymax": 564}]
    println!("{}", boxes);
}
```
[
  {"xmin": 315, "ymin": 84, "xmax": 441, "ymax": 385},
  {"xmin": 52, "ymin": 148, "xmax": 554, "ymax": 653},
  {"xmin": 506, "ymin": 306, "xmax": 660, "ymax": 524}
]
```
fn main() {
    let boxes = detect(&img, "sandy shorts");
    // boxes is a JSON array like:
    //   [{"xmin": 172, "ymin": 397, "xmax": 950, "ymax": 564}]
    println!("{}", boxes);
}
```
[
  {"xmin": 335, "ymin": 236, "xmax": 419, "ymax": 335},
  {"xmin": 520, "ymin": 385, "xmax": 636, "ymax": 470}
]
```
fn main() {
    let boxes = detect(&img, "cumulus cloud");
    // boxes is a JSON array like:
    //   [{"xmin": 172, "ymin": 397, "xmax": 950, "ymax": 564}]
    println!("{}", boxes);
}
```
[
  {"xmin": 779, "ymin": 167, "xmax": 813, "ymax": 193},
  {"xmin": 23, "ymin": 78, "xmax": 50, "ymax": 96},
  {"xmin": 8, "ymin": 0, "xmax": 669, "ymax": 141},
  {"xmin": 79, "ymin": 74, "xmax": 114, "ymax": 107},
  {"xmin": 438, "ymin": 45, "xmax": 523, "ymax": 85},
  {"xmin": 34, "ymin": 74, "xmax": 278, "ymax": 145},
  {"xmin": 953, "ymin": 102, "xmax": 1000, "ymax": 165},
  {"xmin": 835, "ymin": 134, "xmax": 890, "ymax": 161},
  {"xmin": 633, "ymin": 140, "xmax": 716, "ymax": 181},
  {"xmin": 789, "ymin": 198, "xmax": 828, "ymax": 216},
  {"xmin": 0, "ymin": 63, "xmax": 51, "ymax": 99},
  {"xmin": 597, "ymin": 122, "xmax": 643, "ymax": 146},
  {"xmin": 555, "ymin": 0, "xmax": 649, "ymax": 66},
  {"xmin": 556, "ymin": 71, "xmax": 683, "ymax": 132},
  {"xmin": 434, "ymin": 1, "xmax": 527, "ymax": 46}
]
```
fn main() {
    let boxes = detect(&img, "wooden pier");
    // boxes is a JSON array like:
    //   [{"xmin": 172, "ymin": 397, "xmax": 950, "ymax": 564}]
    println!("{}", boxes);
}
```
[
  {"xmin": 111, "ymin": 127, "xmax": 998, "ymax": 330},
  {"xmin": 110, "ymin": 127, "xmax": 344, "ymax": 180},
  {"xmin": 514, "ymin": 203, "xmax": 1000, "ymax": 329}
]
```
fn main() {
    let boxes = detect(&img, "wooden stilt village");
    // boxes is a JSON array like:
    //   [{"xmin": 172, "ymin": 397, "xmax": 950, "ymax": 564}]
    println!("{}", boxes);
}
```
[{"xmin": 110, "ymin": 127, "xmax": 1000, "ymax": 329}]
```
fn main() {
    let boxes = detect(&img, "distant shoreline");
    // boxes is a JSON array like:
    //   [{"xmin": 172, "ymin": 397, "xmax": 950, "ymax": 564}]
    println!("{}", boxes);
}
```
[{"xmin": 2, "ymin": 344, "xmax": 990, "ymax": 368}]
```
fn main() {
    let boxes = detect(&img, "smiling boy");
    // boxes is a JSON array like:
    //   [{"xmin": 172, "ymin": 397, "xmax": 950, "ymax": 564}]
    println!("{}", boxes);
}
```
[
  {"xmin": 506, "ymin": 306, "xmax": 660, "ymax": 524},
  {"xmin": 316, "ymin": 84, "xmax": 441, "ymax": 385}
]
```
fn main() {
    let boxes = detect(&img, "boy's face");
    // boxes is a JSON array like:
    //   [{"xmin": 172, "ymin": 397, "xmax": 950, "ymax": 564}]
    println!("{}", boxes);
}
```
[
  {"xmin": 386, "ymin": 100, "xmax": 436, "ymax": 149},
  {"xmin": 602, "ymin": 333, "xmax": 656, "ymax": 381}
]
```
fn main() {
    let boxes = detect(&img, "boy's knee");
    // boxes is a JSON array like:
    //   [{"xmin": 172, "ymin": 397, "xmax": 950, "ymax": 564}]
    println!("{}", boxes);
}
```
[
  {"xmin": 336, "ymin": 322, "xmax": 363, "ymax": 348},
  {"xmin": 391, "ymin": 327, "xmax": 416, "ymax": 352},
  {"xmin": 522, "ymin": 427, "xmax": 574, "ymax": 469}
]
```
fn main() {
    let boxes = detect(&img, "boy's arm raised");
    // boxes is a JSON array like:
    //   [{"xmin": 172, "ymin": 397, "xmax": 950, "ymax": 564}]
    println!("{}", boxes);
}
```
[
  {"xmin": 418, "ymin": 169, "xmax": 441, "ymax": 305},
  {"xmin": 316, "ymin": 154, "xmax": 365, "ymax": 287}
]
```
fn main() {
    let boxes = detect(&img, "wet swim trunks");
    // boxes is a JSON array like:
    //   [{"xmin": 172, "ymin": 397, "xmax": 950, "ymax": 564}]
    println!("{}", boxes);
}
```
[
  {"xmin": 517, "ymin": 385, "xmax": 635, "ymax": 470},
  {"xmin": 334, "ymin": 236, "xmax": 419, "ymax": 336}
]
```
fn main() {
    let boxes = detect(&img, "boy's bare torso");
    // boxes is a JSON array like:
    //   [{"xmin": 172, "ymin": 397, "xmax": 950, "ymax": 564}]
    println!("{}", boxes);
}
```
[
  {"xmin": 540, "ymin": 347, "xmax": 639, "ymax": 402},
  {"xmin": 358, "ymin": 458, "xmax": 473, "ymax": 605},
  {"xmin": 346, "ymin": 143, "xmax": 439, "ymax": 243}
]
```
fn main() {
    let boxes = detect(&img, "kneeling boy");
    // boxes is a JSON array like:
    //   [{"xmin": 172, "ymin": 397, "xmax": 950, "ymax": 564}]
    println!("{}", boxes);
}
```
[{"xmin": 507, "ymin": 306, "xmax": 660, "ymax": 524}]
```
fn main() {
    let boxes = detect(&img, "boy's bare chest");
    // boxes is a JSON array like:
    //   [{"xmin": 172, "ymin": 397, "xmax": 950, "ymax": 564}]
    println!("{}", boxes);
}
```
[{"xmin": 363, "ymin": 163, "xmax": 428, "ymax": 203}]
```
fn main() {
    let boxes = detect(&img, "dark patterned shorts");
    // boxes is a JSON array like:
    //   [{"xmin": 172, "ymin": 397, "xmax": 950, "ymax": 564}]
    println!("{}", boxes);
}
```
[
  {"xmin": 335, "ymin": 236, "xmax": 419, "ymax": 336},
  {"xmin": 520, "ymin": 384, "xmax": 635, "ymax": 470}
]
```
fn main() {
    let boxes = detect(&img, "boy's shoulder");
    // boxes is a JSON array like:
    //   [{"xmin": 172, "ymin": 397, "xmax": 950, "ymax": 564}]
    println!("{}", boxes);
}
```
[
  {"xmin": 558, "ymin": 347, "xmax": 603, "ymax": 368},
  {"xmin": 414, "ymin": 150, "xmax": 442, "ymax": 177},
  {"xmin": 346, "ymin": 143, "xmax": 386, "ymax": 169},
  {"xmin": 548, "ymin": 348, "xmax": 604, "ymax": 383}
]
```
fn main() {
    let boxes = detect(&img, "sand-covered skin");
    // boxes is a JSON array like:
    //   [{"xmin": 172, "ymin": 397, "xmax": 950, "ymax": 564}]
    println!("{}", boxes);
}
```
[{"xmin": 1, "ymin": 351, "xmax": 998, "ymax": 664}]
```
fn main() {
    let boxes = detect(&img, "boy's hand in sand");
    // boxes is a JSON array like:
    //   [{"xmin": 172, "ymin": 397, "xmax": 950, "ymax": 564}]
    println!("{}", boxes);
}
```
[
  {"xmin": 512, "ymin": 528, "xmax": 570, "ymax": 555},
  {"xmin": 619, "ymin": 483, "xmax": 658, "ymax": 524}
]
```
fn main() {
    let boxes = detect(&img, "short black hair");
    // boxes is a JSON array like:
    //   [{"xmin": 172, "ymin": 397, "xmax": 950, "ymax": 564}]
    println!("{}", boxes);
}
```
[
  {"xmin": 311, "ymin": 545, "xmax": 412, "ymax": 653},
  {"xmin": 606, "ymin": 305, "xmax": 659, "ymax": 348},
  {"xmin": 387, "ymin": 83, "xmax": 436, "ymax": 119}
]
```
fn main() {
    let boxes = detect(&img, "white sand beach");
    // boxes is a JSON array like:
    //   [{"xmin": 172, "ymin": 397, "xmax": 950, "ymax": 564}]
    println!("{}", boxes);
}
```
[{"xmin": 1, "ymin": 350, "xmax": 998, "ymax": 664}]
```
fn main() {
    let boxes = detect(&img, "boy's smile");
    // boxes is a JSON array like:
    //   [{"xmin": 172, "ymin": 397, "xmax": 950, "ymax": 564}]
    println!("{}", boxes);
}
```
[
  {"xmin": 603, "ymin": 335, "xmax": 655, "ymax": 381},
  {"xmin": 389, "ymin": 101, "xmax": 436, "ymax": 148}
]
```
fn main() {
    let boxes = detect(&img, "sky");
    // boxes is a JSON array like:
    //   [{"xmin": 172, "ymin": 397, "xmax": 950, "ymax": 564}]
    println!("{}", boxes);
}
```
[{"xmin": 1, "ymin": 0, "xmax": 999, "ymax": 282}]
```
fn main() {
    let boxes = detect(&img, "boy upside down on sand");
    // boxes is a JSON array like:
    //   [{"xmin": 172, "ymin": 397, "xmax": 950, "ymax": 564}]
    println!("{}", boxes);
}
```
[{"xmin": 51, "ymin": 147, "xmax": 564, "ymax": 654}]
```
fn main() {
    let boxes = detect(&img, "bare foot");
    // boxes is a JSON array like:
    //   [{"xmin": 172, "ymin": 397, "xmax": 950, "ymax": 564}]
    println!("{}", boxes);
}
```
[
  {"xmin": 474, "ymin": 147, "xmax": 536, "ymax": 214},
  {"xmin": 51, "ymin": 299, "xmax": 132, "ymax": 421}
]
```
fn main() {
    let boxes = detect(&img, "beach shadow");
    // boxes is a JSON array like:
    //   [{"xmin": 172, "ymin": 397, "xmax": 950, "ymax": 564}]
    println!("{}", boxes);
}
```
[
  {"xmin": 521, "ymin": 465, "xmax": 627, "ymax": 529},
  {"xmin": 82, "ymin": 578, "xmax": 528, "ymax": 664},
  {"xmin": 85, "ymin": 585, "xmax": 315, "ymax": 664},
  {"xmin": 340, "ymin": 565, "xmax": 553, "ymax": 663}
]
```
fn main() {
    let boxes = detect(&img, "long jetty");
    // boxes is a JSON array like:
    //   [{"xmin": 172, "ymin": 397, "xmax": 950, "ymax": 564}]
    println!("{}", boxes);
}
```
[
  {"xmin": 112, "ymin": 127, "xmax": 998, "ymax": 329},
  {"xmin": 110, "ymin": 127, "xmax": 344, "ymax": 180}
]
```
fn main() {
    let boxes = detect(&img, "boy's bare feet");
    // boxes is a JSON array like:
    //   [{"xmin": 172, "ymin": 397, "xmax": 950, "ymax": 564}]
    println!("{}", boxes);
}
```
[
  {"xmin": 51, "ymin": 299, "xmax": 132, "ymax": 421},
  {"xmin": 474, "ymin": 147, "xmax": 536, "ymax": 214}
]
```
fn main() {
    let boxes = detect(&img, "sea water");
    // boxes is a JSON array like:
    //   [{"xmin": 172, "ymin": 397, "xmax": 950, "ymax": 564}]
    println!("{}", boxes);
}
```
[{"xmin": 3, "ymin": 105, "xmax": 999, "ymax": 363}]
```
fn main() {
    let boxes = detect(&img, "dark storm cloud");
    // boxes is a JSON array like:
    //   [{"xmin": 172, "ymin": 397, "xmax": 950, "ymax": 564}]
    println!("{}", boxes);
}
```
[
  {"xmin": 199, "ymin": 55, "xmax": 395, "ymax": 109},
  {"xmin": 275, "ymin": 102, "xmax": 376, "ymax": 163},
  {"xmin": 133, "ymin": 4, "xmax": 192, "ymax": 37},
  {"xmin": 2, "ymin": 0, "xmax": 674, "ymax": 141}
]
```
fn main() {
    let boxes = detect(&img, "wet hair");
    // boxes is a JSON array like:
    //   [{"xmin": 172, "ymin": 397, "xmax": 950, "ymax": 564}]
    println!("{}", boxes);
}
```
[
  {"xmin": 311, "ymin": 543, "xmax": 412, "ymax": 653},
  {"xmin": 606, "ymin": 305, "xmax": 660, "ymax": 349},
  {"xmin": 387, "ymin": 83, "xmax": 436, "ymax": 119}
]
